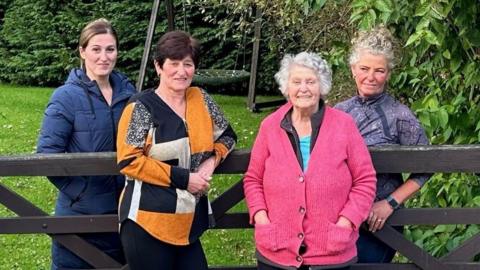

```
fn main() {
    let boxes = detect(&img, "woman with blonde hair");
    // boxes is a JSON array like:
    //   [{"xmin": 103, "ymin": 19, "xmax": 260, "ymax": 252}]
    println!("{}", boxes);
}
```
[
  {"xmin": 37, "ymin": 18, "xmax": 136, "ymax": 269},
  {"xmin": 335, "ymin": 26, "xmax": 431, "ymax": 263}
]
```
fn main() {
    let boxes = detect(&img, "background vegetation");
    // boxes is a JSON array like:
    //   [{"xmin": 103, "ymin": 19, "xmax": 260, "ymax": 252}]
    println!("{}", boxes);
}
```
[{"xmin": 0, "ymin": 0, "xmax": 479, "ymax": 268}]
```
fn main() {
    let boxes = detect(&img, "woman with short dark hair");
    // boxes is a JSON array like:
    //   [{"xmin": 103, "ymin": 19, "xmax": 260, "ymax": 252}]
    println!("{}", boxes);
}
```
[{"xmin": 116, "ymin": 30, "xmax": 237, "ymax": 270}]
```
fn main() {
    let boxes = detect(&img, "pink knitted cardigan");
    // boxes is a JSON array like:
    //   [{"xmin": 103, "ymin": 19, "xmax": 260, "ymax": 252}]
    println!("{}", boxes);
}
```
[{"xmin": 244, "ymin": 102, "xmax": 376, "ymax": 267}]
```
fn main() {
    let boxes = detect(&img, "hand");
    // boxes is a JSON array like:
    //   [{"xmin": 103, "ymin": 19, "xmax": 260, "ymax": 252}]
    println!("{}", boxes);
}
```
[
  {"xmin": 336, "ymin": 216, "xmax": 353, "ymax": 229},
  {"xmin": 254, "ymin": 210, "xmax": 270, "ymax": 225},
  {"xmin": 187, "ymin": 172, "xmax": 210, "ymax": 195},
  {"xmin": 367, "ymin": 200, "xmax": 394, "ymax": 232},
  {"xmin": 196, "ymin": 156, "xmax": 216, "ymax": 181}
]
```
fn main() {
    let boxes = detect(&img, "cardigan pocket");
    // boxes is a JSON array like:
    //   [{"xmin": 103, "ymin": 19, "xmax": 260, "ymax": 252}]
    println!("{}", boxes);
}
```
[
  {"xmin": 254, "ymin": 223, "xmax": 284, "ymax": 251},
  {"xmin": 326, "ymin": 222, "xmax": 355, "ymax": 255}
]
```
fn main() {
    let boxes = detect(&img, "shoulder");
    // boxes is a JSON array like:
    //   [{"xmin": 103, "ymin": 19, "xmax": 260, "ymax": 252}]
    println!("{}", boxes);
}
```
[
  {"xmin": 129, "ymin": 88, "xmax": 155, "ymax": 104},
  {"xmin": 260, "ymin": 102, "xmax": 290, "ymax": 128},
  {"xmin": 325, "ymin": 106, "xmax": 358, "ymax": 129},
  {"xmin": 384, "ymin": 94, "xmax": 418, "ymax": 121},
  {"xmin": 333, "ymin": 96, "xmax": 356, "ymax": 111},
  {"xmin": 111, "ymin": 70, "xmax": 136, "ymax": 94}
]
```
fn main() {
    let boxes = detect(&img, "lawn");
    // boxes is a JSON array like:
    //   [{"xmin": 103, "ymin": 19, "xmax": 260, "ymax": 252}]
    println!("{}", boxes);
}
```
[{"xmin": 0, "ymin": 84, "xmax": 278, "ymax": 269}]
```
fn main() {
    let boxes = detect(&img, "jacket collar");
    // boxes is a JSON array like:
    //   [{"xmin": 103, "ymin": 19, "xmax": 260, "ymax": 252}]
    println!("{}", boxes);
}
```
[
  {"xmin": 280, "ymin": 99, "xmax": 325, "ymax": 133},
  {"xmin": 354, "ymin": 91, "xmax": 387, "ymax": 106},
  {"xmin": 66, "ymin": 68, "xmax": 133, "ymax": 105}
]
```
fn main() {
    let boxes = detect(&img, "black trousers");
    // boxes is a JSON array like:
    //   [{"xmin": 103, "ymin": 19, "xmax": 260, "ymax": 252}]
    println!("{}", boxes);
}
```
[
  {"xmin": 120, "ymin": 219, "xmax": 208, "ymax": 270},
  {"xmin": 258, "ymin": 261, "xmax": 350, "ymax": 270}
]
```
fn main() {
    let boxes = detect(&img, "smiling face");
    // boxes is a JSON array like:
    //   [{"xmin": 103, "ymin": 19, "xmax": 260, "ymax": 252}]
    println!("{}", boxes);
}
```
[
  {"xmin": 287, "ymin": 65, "xmax": 321, "ymax": 114},
  {"xmin": 156, "ymin": 56, "xmax": 195, "ymax": 93},
  {"xmin": 351, "ymin": 51, "xmax": 390, "ymax": 98},
  {"xmin": 79, "ymin": 33, "xmax": 117, "ymax": 81}
]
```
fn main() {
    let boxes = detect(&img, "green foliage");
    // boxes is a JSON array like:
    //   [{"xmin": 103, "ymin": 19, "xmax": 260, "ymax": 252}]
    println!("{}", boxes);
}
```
[
  {"xmin": 350, "ymin": 0, "xmax": 480, "ymax": 259},
  {"xmin": 0, "ymin": 0, "xmax": 249, "ymax": 91},
  {"xmin": 349, "ymin": 0, "xmax": 480, "ymax": 145}
]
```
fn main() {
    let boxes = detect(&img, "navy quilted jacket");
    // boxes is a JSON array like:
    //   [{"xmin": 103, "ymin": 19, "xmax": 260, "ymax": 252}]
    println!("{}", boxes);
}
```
[{"xmin": 37, "ymin": 68, "xmax": 136, "ymax": 215}]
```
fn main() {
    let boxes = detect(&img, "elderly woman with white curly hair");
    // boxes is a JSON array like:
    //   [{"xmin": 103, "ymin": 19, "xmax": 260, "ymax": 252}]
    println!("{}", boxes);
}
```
[{"xmin": 243, "ymin": 52, "xmax": 377, "ymax": 270}]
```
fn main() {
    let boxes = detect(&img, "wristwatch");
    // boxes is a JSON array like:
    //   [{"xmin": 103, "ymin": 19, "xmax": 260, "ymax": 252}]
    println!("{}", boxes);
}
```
[{"xmin": 386, "ymin": 195, "xmax": 400, "ymax": 210}]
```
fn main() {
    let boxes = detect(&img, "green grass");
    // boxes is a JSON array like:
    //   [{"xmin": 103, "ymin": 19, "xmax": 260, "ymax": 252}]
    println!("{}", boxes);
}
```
[{"xmin": 0, "ymin": 84, "xmax": 277, "ymax": 269}]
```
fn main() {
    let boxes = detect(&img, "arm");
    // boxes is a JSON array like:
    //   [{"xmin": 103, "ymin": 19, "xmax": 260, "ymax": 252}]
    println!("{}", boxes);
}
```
[
  {"xmin": 117, "ymin": 102, "xmax": 209, "ymax": 193},
  {"xmin": 37, "ymin": 89, "xmax": 75, "ymax": 191},
  {"xmin": 37, "ymin": 89, "xmax": 74, "ymax": 154},
  {"xmin": 243, "ymin": 123, "xmax": 270, "ymax": 225},
  {"xmin": 369, "ymin": 111, "xmax": 432, "ymax": 231},
  {"xmin": 338, "ymin": 118, "xmax": 377, "ymax": 230},
  {"xmin": 196, "ymin": 91, "xmax": 237, "ymax": 179}
]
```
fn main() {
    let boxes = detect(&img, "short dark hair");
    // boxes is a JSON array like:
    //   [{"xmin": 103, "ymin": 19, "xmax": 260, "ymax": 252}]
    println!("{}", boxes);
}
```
[{"xmin": 153, "ymin": 30, "xmax": 201, "ymax": 68}]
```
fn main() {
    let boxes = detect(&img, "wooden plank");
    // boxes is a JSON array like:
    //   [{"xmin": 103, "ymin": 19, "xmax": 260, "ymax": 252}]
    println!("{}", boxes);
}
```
[
  {"xmin": 441, "ymin": 232, "xmax": 480, "ymax": 262},
  {"xmin": 0, "ymin": 152, "xmax": 118, "ymax": 176},
  {"xmin": 0, "ymin": 184, "xmax": 121, "ymax": 268},
  {"xmin": 374, "ymin": 225, "xmax": 449, "ymax": 270},
  {"xmin": 370, "ymin": 145, "xmax": 480, "ymax": 173},
  {"xmin": 387, "ymin": 208, "xmax": 480, "ymax": 225},
  {"xmin": 211, "ymin": 180, "xmax": 245, "ymax": 220},
  {"xmin": 0, "ymin": 215, "xmax": 117, "ymax": 234},
  {"xmin": 1, "ymin": 145, "xmax": 479, "ymax": 177},
  {"xmin": 213, "ymin": 213, "xmax": 250, "ymax": 229}
]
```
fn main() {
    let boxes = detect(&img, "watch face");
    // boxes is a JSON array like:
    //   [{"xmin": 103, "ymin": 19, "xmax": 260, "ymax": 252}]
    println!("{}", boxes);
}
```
[{"xmin": 387, "ymin": 196, "xmax": 399, "ymax": 209}]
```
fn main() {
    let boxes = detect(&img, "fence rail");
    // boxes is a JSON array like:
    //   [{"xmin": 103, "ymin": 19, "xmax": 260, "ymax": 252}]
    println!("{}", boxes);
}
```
[{"xmin": 1, "ymin": 145, "xmax": 480, "ymax": 269}]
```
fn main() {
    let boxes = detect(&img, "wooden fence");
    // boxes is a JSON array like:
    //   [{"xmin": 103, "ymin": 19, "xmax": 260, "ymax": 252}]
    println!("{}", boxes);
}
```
[{"xmin": 1, "ymin": 145, "xmax": 480, "ymax": 269}]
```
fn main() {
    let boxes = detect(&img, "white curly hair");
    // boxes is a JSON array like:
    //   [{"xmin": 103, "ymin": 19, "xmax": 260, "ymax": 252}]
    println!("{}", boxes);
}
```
[
  {"xmin": 274, "ymin": 52, "xmax": 332, "ymax": 99},
  {"xmin": 349, "ymin": 26, "xmax": 396, "ymax": 69}
]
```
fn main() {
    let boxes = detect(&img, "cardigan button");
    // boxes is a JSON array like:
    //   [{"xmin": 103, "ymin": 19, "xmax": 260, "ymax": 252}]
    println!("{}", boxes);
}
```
[
  {"xmin": 299, "ymin": 176, "xmax": 304, "ymax": 182},
  {"xmin": 298, "ymin": 233, "xmax": 304, "ymax": 239},
  {"xmin": 299, "ymin": 207, "xmax": 305, "ymax": 214},
  {"xmin": 296, "ymin": 255, "xmax": 303, "ymax": 262}
]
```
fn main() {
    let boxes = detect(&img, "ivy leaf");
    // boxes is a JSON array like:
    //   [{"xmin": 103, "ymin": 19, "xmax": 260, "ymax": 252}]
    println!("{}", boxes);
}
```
[
  {"xmin": 442, "ymin": 50, "xmax": 451, "ymax": 60},
  {"xmin": 373, "ymin": 0, "xmax": 392, "ymax": 13},
  {"xmin": 438, "ymin": 108, "xmax": 449, "ymax": 129},
  {"xmin": 415, "ymin": 2, "xmax": 431, "ymax": 17},
  {"xmin": 450, "ymin": 57, "xmax": 462, "ymax": 73},
  {"xmin": 405, "ymin": 31, "xmax": 423, "ymax": 47},
  {"xmin": 465, "ymin": 29, "xmax": 480, "ymax": 47},
  {"xmin": 351, "ymin": 0, "xmax": 368, "ymax": 8},
  {"xmin": 424, "ymin": 30, "xmax": 440, "ymax": 46}
]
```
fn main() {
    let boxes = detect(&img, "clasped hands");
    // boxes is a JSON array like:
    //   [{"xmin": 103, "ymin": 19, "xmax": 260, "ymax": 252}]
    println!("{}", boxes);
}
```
[{"xmin": 187, "ymin": 156, "xmax": 216, "ymax": 196}]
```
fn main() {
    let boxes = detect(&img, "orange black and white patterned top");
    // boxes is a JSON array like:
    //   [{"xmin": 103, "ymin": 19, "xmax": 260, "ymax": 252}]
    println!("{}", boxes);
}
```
[{"xmin": 117, "ymin": 87, "xmax": 236, "ymax": 245}]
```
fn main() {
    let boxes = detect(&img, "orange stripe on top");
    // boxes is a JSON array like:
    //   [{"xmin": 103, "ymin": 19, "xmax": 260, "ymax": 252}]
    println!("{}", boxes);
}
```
[
  {"xmin": 186, "ymin": 88, "xmax": 214, "ymax": 155},
  {"xmin": 117, "ymin": 103, "xmax": 174, "ymax": 187},
  {"xmin": 136, "ymin": 210, "xmax": 194, "ymax": 245}
]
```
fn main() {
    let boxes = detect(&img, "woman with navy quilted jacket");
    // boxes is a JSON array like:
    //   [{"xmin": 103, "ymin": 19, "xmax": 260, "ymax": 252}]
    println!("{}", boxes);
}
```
[{"xmin": 37, "ymin": 18, "xmax": 136, "ymax": 269}]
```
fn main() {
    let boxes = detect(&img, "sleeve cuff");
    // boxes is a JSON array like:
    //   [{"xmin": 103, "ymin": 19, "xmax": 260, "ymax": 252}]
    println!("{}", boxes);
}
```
[{"xmin": 170, "ymin": 166, "xmax": 189, "ymax": 190}]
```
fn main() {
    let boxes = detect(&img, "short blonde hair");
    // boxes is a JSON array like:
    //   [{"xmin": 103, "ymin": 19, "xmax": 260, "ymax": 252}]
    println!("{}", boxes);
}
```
[
  {"xmin": 274, "ymin": 52, "xmax": 332, "ymax": 98},
  {"xmin": 349, "ymin": 26, "xmax": 396, "ymax": 69}
]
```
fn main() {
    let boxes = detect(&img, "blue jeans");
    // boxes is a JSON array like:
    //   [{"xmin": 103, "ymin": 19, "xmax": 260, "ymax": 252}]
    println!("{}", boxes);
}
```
[{"xmin": 356, "ymin": 226, "xmax": 403, "ymax": 263}]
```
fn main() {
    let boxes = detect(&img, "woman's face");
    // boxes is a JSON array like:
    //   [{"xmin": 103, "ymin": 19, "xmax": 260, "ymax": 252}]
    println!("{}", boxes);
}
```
[
  {"xmin": 287, "ymin": 65, "xmax": 321, "ymax": 113},
  {"xmin": 351, "ymin": 52, "xmax": 390, "ymax": 98},
  {"xmin": 156, "ymin": 56, "xmax": 195, "ymax": 92},
  {"xmin": 80, "ymin": 33, "xmax": 117, "ymax": 81}
]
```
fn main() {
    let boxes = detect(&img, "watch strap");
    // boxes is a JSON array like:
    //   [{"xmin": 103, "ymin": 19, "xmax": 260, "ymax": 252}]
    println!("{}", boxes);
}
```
[{"xmin": 386, "ymin": 195, "xmax": 400, "ymax": 210}]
